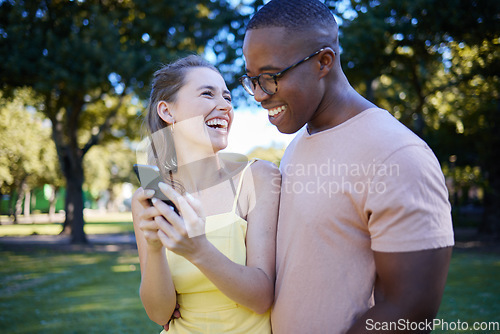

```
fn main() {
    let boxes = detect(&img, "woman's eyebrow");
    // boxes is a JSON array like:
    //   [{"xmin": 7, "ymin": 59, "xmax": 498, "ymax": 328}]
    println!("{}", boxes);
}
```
[
  {"xmin": 198, "ymin": 85, "xmax": 231, "ymax": 96},
  {"xmin": 197, "ymin": 85, "xmax": 216, "ymax": 91}
]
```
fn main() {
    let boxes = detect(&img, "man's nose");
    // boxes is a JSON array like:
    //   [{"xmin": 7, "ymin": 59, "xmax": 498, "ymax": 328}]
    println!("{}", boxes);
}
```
[{"xmin": 252, "ymin": 85, "xmax": 271, "ymax": 103}]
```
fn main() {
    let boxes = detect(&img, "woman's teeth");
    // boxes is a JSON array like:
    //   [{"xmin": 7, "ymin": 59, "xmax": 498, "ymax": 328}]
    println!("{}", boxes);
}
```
[
  {"xmin": 206, "ymin": 118, "xmax": 228, "ymax": 128},
  {"xmin": 268, "ymin": 105, "xmax": 286, "ymax": 117}
]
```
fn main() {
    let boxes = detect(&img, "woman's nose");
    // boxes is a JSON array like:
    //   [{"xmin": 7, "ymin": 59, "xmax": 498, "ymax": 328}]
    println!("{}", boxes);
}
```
[{"xmin": 217, "ymin": 96, "xmax": 232, "ymax": 111}]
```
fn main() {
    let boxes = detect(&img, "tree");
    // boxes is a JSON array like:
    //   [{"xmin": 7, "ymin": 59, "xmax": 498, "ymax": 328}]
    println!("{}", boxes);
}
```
[
  {"xmin": 333, "ymin": 0, "xmax": 500, "ymax": 234},
  {"xmin": 0, "ymin": 0, "xmax": 247, "ymax": 243},
  {"xmin": 247, "ymin": 145, "xmax": 285, "ymax": 167},
  {"xmin": 0, "ymin": 89, "xmax": 59, "ymax": 223},
  {"xmin": 83, "ymin": 139, "xmax": 137, "ymax": 211}
]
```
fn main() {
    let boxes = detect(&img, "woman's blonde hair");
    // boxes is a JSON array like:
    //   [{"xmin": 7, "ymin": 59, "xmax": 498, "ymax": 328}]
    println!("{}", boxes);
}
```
[{"xmin": 145, "ymin": 55, "xmax": 220, "ymax": 173}]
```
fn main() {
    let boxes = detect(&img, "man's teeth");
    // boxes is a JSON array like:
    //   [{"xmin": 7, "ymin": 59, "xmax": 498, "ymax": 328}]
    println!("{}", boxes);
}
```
[
  {"xmin": 206, "ymin": 118, "xmax": 228, "ymax": 128},
  {"xmin": 268, "ymin": 105, "xmax": 286, "ymax": 117}
]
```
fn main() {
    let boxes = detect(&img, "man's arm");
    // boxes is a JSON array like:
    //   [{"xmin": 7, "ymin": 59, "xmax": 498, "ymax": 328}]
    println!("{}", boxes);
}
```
[{"xmin": 347, "ymin": 246, "xmax": 453, "ymax": 333}]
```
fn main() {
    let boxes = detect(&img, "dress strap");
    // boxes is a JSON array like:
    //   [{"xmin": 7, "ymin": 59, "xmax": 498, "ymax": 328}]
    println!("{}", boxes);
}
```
[{"xmin": 231, "ymin": 159, "xmax": 257, "ymax": 214}]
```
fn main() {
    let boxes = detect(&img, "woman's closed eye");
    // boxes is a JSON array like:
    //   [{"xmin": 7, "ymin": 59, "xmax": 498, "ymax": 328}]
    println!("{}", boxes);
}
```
[
  {"xmin": 201, "ymin": 89, "xmax": 231, "ymax": 104},
  {"xmin": 201, "ymin": 90, "xmax": 214, "ymax": 97}
]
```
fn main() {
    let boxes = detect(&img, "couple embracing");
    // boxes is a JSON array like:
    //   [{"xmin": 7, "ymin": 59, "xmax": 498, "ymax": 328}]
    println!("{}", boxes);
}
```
[{"xmin": 131, "ymin": 1, "xmax": 454, "ymax": 333}]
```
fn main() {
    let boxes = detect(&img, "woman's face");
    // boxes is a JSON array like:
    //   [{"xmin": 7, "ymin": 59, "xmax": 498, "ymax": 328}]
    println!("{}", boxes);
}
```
[{"xmin": 160, "ymin": 67, "xmax": 233, "ymax": 154}]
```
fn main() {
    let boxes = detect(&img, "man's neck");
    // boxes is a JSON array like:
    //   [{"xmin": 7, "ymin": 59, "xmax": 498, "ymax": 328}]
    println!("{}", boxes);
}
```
[{"xmin": 307, "ymin": 83, "xmax": 376, "ymax": 135}]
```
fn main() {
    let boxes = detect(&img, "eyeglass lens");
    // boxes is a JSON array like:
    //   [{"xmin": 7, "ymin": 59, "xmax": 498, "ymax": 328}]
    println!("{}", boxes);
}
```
[{"xmin": 242, "ymin": 74, "xmax": 276, "ymax": 96}]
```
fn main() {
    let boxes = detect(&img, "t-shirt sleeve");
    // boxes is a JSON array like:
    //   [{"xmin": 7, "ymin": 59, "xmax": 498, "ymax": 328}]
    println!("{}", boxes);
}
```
[{"xmin": 366, "ymin": 144, "xmax": 455, "ymax": 252}]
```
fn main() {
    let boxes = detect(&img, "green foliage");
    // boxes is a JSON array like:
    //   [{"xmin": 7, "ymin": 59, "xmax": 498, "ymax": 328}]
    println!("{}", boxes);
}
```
[
  {"xmin": 333, "ymin": 0, "xmax": 500, "ymax": 232},
  {"xmin": 247, "ymin": 145, "xmax": 285, "ymax": 167},
  {"xmin": 0, "ymin": 0, "xmax": 252, "ymax": 242},
  {"xmin": 0, "ymin": 89, "xmax": 61, "ymax": 194},
  {"xmin": 0, "ymin": 0, "xmax": 255, "ymax": 97},
  {"xmin": 337, "ymin": 0, "xmax": 499, "ymax": 140},
  {"xmin": 83, "ymin": 140, "xmax": 137, "ymax": 201}
]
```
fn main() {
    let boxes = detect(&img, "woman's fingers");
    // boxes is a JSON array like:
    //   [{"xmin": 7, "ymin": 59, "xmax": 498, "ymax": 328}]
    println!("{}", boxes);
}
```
[
  {"xmin": 155, "ymin": 215, "xmax": 177, "ymax": 237},
  {"xmin": 157, "ymin": 181, "xmax": 197, "ymax": 220},
  {"xmin": 158, "ymin": 182, "xmax": 183, "ymax": 209},
  {"xmin": 157, "ymin": 182, "xmax": 195, "ymax": 234},
  {"xmin": 138, "ymin": 204, "xmax": 161, "ymax": 222},
  {"xmin": 133, "ymin": 187, "xmax": 156, "ymax": 206},
  {"xmin": 139, "ymin": 218, "xmax": 158, "ymax": 232},
  {"xmin": 157, "ymin": 182, "xmax": 205, "ymax": 238},
  {"xmin": 184, "ymin": 192, "xmax": 206, "ymax": 218},
  {"xmin": 139, "ymin": 216, "xmax": 162, "ymax": 246},
  {"xmin": 156, "ymin": 216, "xmax": 180, "ymax": 249},
  {"xmin": 152, "ymin": 198, "xmax": 185, "ymax": 232}
]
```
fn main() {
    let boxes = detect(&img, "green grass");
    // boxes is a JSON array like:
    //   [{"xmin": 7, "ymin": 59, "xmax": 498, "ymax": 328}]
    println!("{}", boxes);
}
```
[
  {"xmin": 436, "ymin": 250, "xmax": 500, "ymax": 333},
  {"xmin": 0, "ymin": 247, "xmax": 498, "ymax": 333},
  {"xmin": 0, "ymin": 247, "xmax": 160, "ymax": 333},
  {"xmin": 0, "ymin": 212, "xmax": 134, "ymax": 236}
]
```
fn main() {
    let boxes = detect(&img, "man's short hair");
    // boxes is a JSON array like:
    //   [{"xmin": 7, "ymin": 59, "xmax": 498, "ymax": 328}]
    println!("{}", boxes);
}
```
[{"xmin": 247, "ymin": 0, "xmax": 336, "ymax": 32}]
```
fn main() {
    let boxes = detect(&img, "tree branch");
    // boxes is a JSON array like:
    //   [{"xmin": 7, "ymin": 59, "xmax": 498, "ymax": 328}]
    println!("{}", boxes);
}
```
[{"xmin": 81, "ymin": 91, "xmax": 127, "ymax": 157}]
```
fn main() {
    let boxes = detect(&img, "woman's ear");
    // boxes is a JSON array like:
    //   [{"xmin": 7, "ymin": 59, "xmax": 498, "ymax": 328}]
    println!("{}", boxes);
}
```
[{"xmin": 157, "ymin": 101, "xmax": 175, "ymax": 125}]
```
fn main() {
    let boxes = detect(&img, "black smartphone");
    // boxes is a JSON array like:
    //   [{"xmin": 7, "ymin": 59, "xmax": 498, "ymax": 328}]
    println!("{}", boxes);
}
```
[{"xmin": 133, "ymin": 164, "xmax": 179, "ymax": 214}]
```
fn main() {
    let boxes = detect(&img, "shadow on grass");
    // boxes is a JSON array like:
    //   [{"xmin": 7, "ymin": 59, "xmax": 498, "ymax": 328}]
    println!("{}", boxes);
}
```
[
  {"xmin": 1, "ymin": 243, "xmax": 499, "ymax": 333},
  {"xmin": 0, "ymin": 248, "xmax": 160, "ymax": 333}
]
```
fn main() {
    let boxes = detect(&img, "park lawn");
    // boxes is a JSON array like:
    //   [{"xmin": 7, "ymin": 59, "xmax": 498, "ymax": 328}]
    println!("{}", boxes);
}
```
[
  {"xmin": 0, "ymin": 247, "xmax": 159, "ymax": 333},
  {"xmin": 0, "ymin": 247, "xmax": 498, "ymax": 333},
  {"xmin": 0, "ymin": 212, "xmax": 134, "ymax": 236},
  {"xmin": 436, "ymin": 250, "xmax": 500, "ymax": 333}
]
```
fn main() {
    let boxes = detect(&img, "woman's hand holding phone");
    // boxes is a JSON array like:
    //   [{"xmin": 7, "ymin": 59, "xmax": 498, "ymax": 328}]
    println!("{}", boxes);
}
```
[
  {"xmin": 133, "ymin": 164, "xmax": 179, "ymax": 214},
  {"xmin": 131, "ymin": 187, "xmax": 164, "ymax": 250},
  {"xmin": 151, "ymin": 182, "xmax": 208, "ymax": 261}
]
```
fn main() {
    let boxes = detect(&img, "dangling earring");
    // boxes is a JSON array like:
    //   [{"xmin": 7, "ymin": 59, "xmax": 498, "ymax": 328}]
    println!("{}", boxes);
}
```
[{"xmin": 170, "ymin": 121, "xmax": 175, "ymax": 132}]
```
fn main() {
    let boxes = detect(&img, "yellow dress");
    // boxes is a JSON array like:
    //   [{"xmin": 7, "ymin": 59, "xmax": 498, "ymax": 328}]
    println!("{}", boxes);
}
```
[{"xmin": 161, "ymin": 160, "xmax": 271, "ymax": 334}]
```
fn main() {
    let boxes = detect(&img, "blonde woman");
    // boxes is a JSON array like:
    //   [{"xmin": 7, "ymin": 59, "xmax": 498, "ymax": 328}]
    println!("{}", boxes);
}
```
[{"xmin": 131, "ymin": 55, "xmax": 280, "ymax": 333}]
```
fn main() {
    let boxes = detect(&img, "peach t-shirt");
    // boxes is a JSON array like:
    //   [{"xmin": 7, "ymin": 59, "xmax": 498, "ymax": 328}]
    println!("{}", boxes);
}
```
[{"xmin": 271, "ymin": 108, "xmax": 454, "ymax": 333}]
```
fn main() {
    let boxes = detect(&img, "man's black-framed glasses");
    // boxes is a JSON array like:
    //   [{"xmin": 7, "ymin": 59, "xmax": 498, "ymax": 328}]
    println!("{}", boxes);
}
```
[{"xmin": 239, "ymin": 48, "xmax": 327, "ymax": 96}]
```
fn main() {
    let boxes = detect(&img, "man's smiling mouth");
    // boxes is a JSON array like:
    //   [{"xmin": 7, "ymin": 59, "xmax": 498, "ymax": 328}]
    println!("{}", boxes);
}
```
[{"xmin": 268, "ymin": 105, "xmax": 287, "ymax": 117}]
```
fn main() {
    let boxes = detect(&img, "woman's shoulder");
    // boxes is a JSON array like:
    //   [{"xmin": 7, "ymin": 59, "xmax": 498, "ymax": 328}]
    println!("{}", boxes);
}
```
[
  {"xmin": 244, "ymin": 159, "xmax": 281, "ymax": 195},
  {"xmin": 248, "ymin": 159, "xmax": 280, "ymax": 180},
  {"xmin": 220, "ymin": 154, "xmax": 281, "ymax": 191}
]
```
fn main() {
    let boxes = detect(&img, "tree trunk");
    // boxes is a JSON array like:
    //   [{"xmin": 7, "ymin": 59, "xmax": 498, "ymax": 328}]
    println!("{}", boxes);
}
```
[
  {"xmin": 409, "ymin": 62, "xmax": 426, "ymax": 138},
  {"xmin": 480, "ymin": 173, "xmax": 500, "ymax": 238},
  {"xmin": 478, "ymin": 99, "xmax": 500, "ymax": 238},
  {"xmin": 479, "ymin": 99, "xmax": 500, "ymax": 239},
  {"xmin": 59, "ymin": 151, "xmax": 88, "ymax": 244},
  {"xmin": 365, "ymin": 78, "xmax": 375, "ymax": 103},
  {"xmin": 13, "ymin": 177, "xmax": 27, "ymax": 224},
  {"xmin": 24, "ymin": 189, "xmax": 31, "ymax": 218},
  {"xmin": 0, "ymin": 192, "xmax": 3, "ymax": 225},
  {"xmin": 48, "ymin": 185, "xmax": 58, "ymax": 223},
  {"xmin": 107, "ymin": 187, "xmax": 117, "ymax": 212},
  {"xmin": 8, "ymin": 189, "xmax": 14, "ymax": 222}
]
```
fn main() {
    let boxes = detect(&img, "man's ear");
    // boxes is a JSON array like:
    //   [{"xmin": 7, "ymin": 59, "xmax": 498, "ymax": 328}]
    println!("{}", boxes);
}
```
[
  {"xmin": 157, "ymin": 101, "xmax": 175, "ymax": 124},
  {"xmin": 318, "ymin": 48, "xmax": 335, "ymax": 78}
]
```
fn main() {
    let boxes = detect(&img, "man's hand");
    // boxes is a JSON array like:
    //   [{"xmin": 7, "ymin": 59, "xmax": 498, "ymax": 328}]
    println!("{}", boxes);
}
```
[
  {"xmin": 162, "ymin": 304, "xmax": 181, "ymax": 331},
  {"xmin": 347, "ymin": 247, "xmax": 453, "ymax": 333}
]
